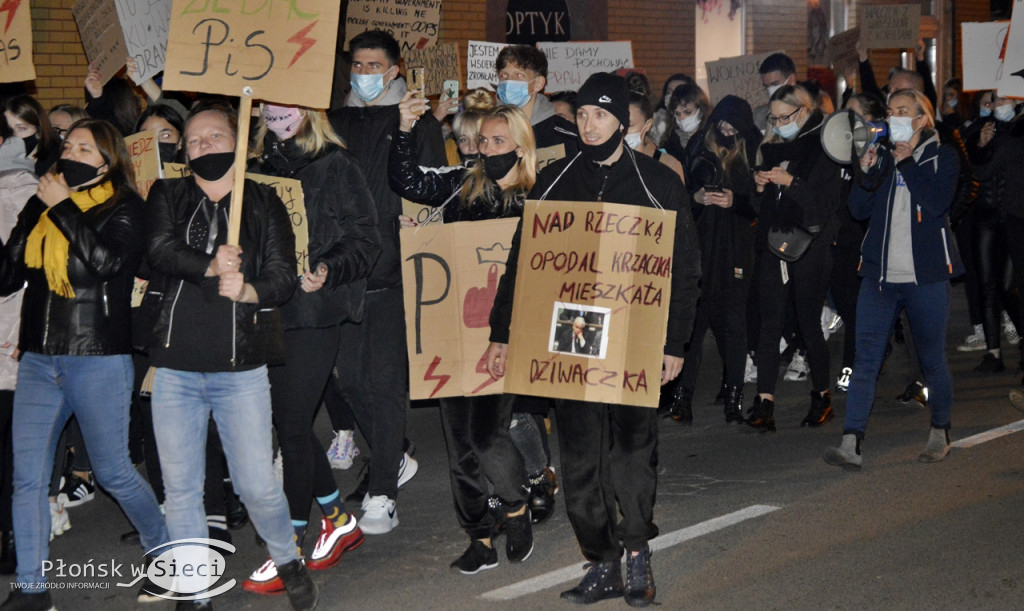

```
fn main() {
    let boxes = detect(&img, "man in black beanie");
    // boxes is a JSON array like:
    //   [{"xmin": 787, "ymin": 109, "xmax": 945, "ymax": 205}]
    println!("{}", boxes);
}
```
[{"xmin": 486, "ymin": 72, "xmax": 701, "ymax": 607}]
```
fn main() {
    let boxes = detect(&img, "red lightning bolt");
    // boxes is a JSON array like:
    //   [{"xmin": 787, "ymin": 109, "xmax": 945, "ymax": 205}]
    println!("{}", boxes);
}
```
[
  {"xmin": 424, "ymin": 356, "xmax": 451, "ymax": 398},
  {"xmin": 286, "ymin": 20, "xmax": 318, "ymax": 68},
  {"xmin": 469, "ymin": 348, "xmax": 499, "ymax": 395},
  {"xmin": 0, "ymin": 0, "xmax": 23, "ymax": 36}
]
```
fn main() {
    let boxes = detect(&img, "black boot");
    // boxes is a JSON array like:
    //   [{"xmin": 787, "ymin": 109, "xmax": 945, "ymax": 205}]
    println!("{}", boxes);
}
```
[
  {"xmin": 0, "ymin": 530, "xmax": 14, "ymax": 575},
  {"xmin": 666, "ymin": 385, "xmax": 693, "ymax": 425},
  {"xmin": 276, "ymin": 559, "xmax": 319, "ymax": 611},
  {"xmin": 526, "ymin": 466, "xmax": 557, "ymax": 524},
  {"xmin": 745, "ymin": 396, "xmax": 775, "ymax": 432},
  {"xmin": 722, "ymin": 385, "xmax": 743, "ymax": 424},
  {"xmin": 801, "ymin": 390, "xmax": 834, "ymax": 427},
  {"xmin": 560, "ymin": 560, "xmax": 624, "ymax": 604},
  {"xmin": 624, "ymin": 545, "xmax": 655, "ymax": 607}
]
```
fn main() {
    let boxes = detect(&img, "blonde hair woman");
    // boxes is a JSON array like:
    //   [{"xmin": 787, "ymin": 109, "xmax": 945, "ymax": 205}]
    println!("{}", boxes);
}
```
[{"xmin": 387, "ymin": 95, "xmax": 538, "ymax": 572}]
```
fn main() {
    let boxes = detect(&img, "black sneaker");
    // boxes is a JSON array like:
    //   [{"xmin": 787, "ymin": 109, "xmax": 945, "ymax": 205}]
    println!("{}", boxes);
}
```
[
  {"xmin": 57, "ymin": 473, "xmax": 95, "ymax": 508},
  {"xmin": 505, "ymin": 510, "xmax": 534, "ymax": 562},
  {"xmin": 344, "ymin": 462, "xmax": 370, "ymax": 504},
  {"xmin": 560, "ymin": 560, "xmax": 624, "ymax": 604},
  {"xmin": 896, "ymin": 381, "xmax": 928, "ymax": 407},
  {"xmin": 450, "ymin": 540, "xmax": 498, "ymax": 575},
  {"xmin": 138, "ymin": 553, "xmax": 173, "ymax": 603},
  {"xmin": 625, "ymin": 546, "xmax": 656, "ymax": 607},
  {"xmin": 974, "ymin": 352, "xmax": 1006, "ymax": 373},
  {"xmin": 176, "ymin": 601, "xmax": 213, "ymax": 610},
  {"xmin": 0, "ymin": 589, "xmax": 53, "ymax": 611}
]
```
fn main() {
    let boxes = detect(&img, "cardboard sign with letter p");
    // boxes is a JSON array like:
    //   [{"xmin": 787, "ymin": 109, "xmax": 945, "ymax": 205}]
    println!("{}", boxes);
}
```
[{"xmin": 502, "ymin": 200, "xmax": 676, "ymax": 408}]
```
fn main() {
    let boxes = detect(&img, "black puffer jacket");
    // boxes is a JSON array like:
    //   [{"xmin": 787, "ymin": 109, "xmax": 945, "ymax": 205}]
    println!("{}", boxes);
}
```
[
  {"xmin": 968, "ymin": 117, "xmax": 1024, "ymax": 220},
  {"xmin": 142, "ymin": 177, "xmax": 296, "ymax": 366},
  {"xmin": 0, "ymin": 187, "xmax": 144, "ymax": 355},
  {"xmin": 329, "ymin": 104, "xmax": 446, "ymax": 290},
  {"xmin": 252, "ymin": 136, "xmax": 381, "ymax": 328},
  {"xmin": 388, "ymin": 130, "xmax": 524, "ymax": 222},
  {"xmin": 756, "ymin": 109, "xmax": 843, "ymax": 248}
]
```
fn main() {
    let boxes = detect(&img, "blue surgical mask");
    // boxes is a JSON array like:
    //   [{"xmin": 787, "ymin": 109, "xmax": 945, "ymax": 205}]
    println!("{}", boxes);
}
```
[
  {"xmin": 351, "ymin": 72, "xmax": 386, "ymax": 103},
  {"xmin": 888, "ymin": 115, "xmax": 919, "ymax": 143},
  {"xmin": 774, "ymin": 121, "xmax": 800, "ymax": 140},
  {"xmin": 994, "ymin": 103, "xmax": 1016, "ymax": 122},
  {"xmin": 979, "ymin": 107, "xmax": 992, "ymax": 118},
  {"xmin": 497, "ymin": 80, "xmax": 531, "ymax": 107}
]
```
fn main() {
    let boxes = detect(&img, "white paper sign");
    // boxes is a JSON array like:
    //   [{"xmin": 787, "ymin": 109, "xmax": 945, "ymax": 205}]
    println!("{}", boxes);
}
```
[
  {"xmin": 997, "ymin": 1, "xmax": 1024, "ymax": 99},
  {"xmin": 114, "ymin": 0, "xmax": 171, "ymax": 84},
  {"xmin": 467, "ymin": 40, "xmax": 507, "ymax": 90},
  {"xmin": 538, "ymin": 41, "xmax": 633, "ymax": 93},
  {"xmin": 962, "ymin": 22, "xmax": 1011, "ymax": 92}
]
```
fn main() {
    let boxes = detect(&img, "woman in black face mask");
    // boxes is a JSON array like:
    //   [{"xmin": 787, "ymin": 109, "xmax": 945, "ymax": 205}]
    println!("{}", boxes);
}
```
[
  {"xmin": 0, "ymin": 118, "xmax": 170, "ymax": 609},
  {"xmin": 388, "ymin": 97, "xmax": 539, "ymax": 573},
  {"xmin": 134, "ymin": 103, "xmax": 185, "ymax": 164},
  {"xmin": 3, "ymin": 95, "xmax": 60, "ymax": 177}
]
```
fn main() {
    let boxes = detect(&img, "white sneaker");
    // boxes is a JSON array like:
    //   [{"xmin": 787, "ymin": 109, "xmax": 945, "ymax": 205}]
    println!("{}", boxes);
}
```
[
  {"xmin": 784, "ymin": 351, "xmax": 809, "ymax": 382},
  {"xmin": 50, "ymin": 499, "xmax": 70, "ymax": 541},
  {"xmin": 743, "ymin": 353, "xmax": 757, "ymax": 383},
  {"xmin": 360, "ymin": 494, "xmax": 398, "ymax": 534},
  {"xmin": 327, "ymin": 430, "xmax": 360, "ymax": 470},
  {"xmin": 957, "ymin": 324, "xmax": 985, "ymax": 352},
  {"xmin": 1003, "ymin": 313, "xmax": 1020, "ymax": 346},
  {"xmin": 836, "ymin": 367, "xmax": 852, "ymax": 392},
  {"xmin": 397, "ymin": 452, "xmax": 418, "ymax": 488},
  {"xmin": 273, "ymin": 449, "xmax": 283, "ymax": 486}
]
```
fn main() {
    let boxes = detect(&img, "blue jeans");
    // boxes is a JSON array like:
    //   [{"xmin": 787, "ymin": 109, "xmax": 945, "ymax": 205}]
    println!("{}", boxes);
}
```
[
  {"xmin": 12, "ymin": 353, "xmax": 168, "ymax": 589},
  {"xmin": 845, "ymin": 280, "xmax": 954, "ymax": 435},
  {"xmin": 151, "ymin": 367, "xmax": 298, "ymax": 566}
]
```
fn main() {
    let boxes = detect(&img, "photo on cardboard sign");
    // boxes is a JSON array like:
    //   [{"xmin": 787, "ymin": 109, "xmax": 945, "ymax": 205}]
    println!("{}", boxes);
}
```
[{"xmin": 548, "ymin": 303, "xmax": 610, "ymax": 359}]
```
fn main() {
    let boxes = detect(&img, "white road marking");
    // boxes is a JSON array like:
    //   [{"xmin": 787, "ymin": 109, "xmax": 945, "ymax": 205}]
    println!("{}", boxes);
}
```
[
  {"xmin": 479, "ymin": 504, "xmax": 782, "ymax": 601},
  {"xmin": 952, "ymin": 419, "xmax": 1024, "ymax": 448}
]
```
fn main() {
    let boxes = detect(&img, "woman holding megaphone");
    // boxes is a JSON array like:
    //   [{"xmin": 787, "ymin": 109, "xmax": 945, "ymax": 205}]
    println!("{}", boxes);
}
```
[
  {"xmin": 824, "ymin": 89, "xmax": 964, "ymax": 469},
  {"xmin": 748, "ymin": 84, "xmax": 843, "ymax": 432},
  {"xmin": 389, "ymin": 97, "xmax": 537, "ymax": 574}
]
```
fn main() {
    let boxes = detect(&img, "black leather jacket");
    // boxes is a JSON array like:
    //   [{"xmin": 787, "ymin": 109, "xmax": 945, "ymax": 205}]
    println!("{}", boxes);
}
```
[
  {"xmin": 0, "ymin": 188, "xmax": 145, "ymax": 356},
  {"xmin": 142, "ymin": 177, "xmax": 296, "ymax": 367}
]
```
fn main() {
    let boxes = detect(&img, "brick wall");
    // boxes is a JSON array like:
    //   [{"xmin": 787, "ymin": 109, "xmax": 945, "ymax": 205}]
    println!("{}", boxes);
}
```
[
  {"xmin": 28, "ymin": 0, "xmax": 88, "ymax": 111},
  {"xmin": 746, "ymin": 0, "xmax": 808, "ymax": 76}
]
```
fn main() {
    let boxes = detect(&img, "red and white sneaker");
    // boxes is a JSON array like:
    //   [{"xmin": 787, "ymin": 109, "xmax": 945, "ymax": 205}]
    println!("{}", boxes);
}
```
[
  {"xmin": 307, "ymin": 515, "xmax": 364, "ymax": 571},
  {"xmin": 242, "ymin": 558, "xmax": 286, "ymax": 595}
]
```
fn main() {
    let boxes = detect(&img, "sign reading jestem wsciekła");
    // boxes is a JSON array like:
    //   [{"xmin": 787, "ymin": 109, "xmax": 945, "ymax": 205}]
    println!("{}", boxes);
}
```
[
  {"xmin": 162, "ymin": 0, "xmax": 339, "ymax": 108},
  {"xmin": 503, "ymin": 200, "xmax": 676, "ymax": 408}
]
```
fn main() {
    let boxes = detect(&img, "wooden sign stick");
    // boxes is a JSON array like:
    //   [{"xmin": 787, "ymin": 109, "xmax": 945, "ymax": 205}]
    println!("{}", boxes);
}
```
[{"xmin": 228, "ymin": 88, "xmax": 254, "ymax": 246}]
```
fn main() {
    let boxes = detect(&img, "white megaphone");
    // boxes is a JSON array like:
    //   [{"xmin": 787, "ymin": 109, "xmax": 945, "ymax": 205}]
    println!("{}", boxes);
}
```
[{"xmin": 820, "ymin": 110, "xmax": 888, "ymax": 164}]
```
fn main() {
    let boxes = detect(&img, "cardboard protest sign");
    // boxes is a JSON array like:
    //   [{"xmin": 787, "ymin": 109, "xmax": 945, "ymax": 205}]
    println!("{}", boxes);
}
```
[
  {"xmin": 73, "ymin": 0, "xmax": 128, "ymax": 84},
  {"xmin": 962, "ymin": 22, "xmax": 1011, "ymax": 91},
  {"xmin": 345, "ymin": 0, "xmax": 441, "ymax": 53},
  {"xmin": 998, "ymin": 0, "xmax": 1024, "ymax": 99},
  {"xmin": 860, "ymin": 4, "xmax": 921, "ymax": 49},
  {"xmin": 403, "ymin": 42, "xmax": 459, "ymax": 96},
  {"xmin": 163, "ymin": 163, "xmax": 309, "ymax": 275},
  {"xmin": 0, "ymin": 0, "xmax": 35, "ymax": 82},
  {"xmin": 401, "ymin": 218, "xmax": 519, "ymax": 399},
  {"xmin": 705, "ymin": 50, "xmax": 779, "ymax": 109},
  {"xmin": 827, "ymin": 27, "xmax": 861, "ymax": 77},
  {"xmin": 162, "ymin": 0, "xmax": 339, "ymax": 108},
  {"xmin": 502, "ymin": 200, "xmax": 676, "ymax": 408},
  {"xmin": 467, "ymin": 40, "xmax": 507, "ymax": 90},
  {"xmin": 538, "ymin": 41, "xmax": 633, "ymax": 93},
  {"xmin": 124, "ymin": 130, "xmax": 162, "ymax": 199},
  {"xmin": 536, "ymin": 144, "xmax": 565, "ymax": 173},
  {"xmin": 403, "ymin": 199, "xmax": 443, "ymax": 226},
  {"xmin": 115, "ymin": 0, "xmax": 172, "ymax": 84}
]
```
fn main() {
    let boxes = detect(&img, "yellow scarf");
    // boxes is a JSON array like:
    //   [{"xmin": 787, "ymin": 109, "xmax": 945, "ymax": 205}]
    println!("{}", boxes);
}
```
[{"xmin": 25, "ymin": 182, "xmax": 115, "ymax": 299}]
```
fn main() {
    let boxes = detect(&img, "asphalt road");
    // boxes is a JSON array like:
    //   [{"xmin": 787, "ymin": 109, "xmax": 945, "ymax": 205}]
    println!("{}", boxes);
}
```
[{"xmin": 5, "ymin": 291, "xmax": 1024, "ymax": 610}]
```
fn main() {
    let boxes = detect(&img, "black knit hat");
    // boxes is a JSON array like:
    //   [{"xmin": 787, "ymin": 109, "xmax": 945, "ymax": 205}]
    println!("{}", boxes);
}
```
[{"xmin": 576, "ymin": 72, "xmax": 630, "ymax": 128}]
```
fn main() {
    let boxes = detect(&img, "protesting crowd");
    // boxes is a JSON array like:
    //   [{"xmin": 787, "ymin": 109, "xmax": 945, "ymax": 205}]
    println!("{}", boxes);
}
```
[{"xmin": 0, "ymin": 20, "xmax": 1022, "ymax": 611}]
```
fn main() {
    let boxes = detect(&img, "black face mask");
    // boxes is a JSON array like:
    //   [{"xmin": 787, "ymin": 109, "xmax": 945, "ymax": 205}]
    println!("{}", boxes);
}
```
[
  {"xmin": 158, "ymin": 142, "xmax": 179, "ymax": 164},
  {"xmin": 578, "ymin": 129, "xmax": 623, "ymax": 163},
  {"xmin": 459, "ymin": 151, "xmax": 480, "ymax": 166},
  {"xmin": 483, "ymin": 150, "xmax": 520, "ymax": 181},
  {"xmin": 714, "ymin": 130, "xmax": 736, "ymax": 149},
  {"xmin": 188, "ymin": 152, "xmax": 235, "ymax": 181},
  {"xmin": 23, "ymin": 134, "xmax": 38, "ymax": 155},
  {"xmin": 56, "ymin": 158, "xmax": 103, "ymax": 189}
]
